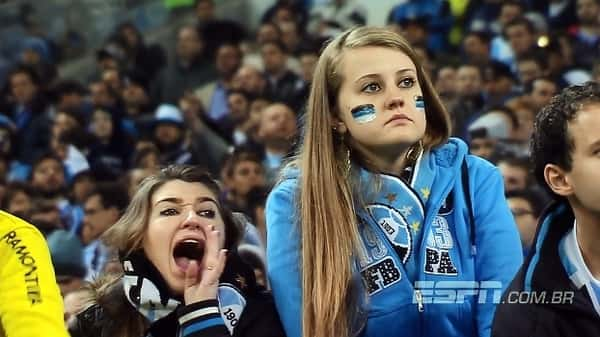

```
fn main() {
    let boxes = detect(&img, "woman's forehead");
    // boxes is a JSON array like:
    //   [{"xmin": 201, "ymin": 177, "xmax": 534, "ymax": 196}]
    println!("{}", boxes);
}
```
[
  {"xmin": 339, "ymin": 46, "xmax": 416, "ymax": 81},
  {"xmin": 151, "ymin": 180, "xmax": 217, "ymax": 205}
]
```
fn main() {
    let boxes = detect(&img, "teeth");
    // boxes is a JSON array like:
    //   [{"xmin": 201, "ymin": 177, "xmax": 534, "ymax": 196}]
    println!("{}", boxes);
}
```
[{"xmin": 183, "ymin": 239, "xmax": 199, "ymax": 244}]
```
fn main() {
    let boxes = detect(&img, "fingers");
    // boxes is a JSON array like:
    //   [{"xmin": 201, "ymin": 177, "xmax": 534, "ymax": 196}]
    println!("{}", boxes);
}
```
[
  {"xmin": 202, "ymin": 225, "xmax": 221, "ymax": 270},
  {"xmin": 184, "ymin": 260, "xmax": 199, "ymax": 289}
]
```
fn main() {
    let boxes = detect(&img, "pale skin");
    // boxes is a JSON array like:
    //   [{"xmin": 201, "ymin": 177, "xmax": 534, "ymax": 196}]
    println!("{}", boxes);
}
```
[
  {"xmin": 334, "ymin": 46, "xmax": 427, "ymax": 175},
  {"xmin": 143, "ymin": 179, "xmax": 228, "ymax": 304},
  {"xmin": 544, "ymin": 103, "xmax": 600, "ymax": 279}
]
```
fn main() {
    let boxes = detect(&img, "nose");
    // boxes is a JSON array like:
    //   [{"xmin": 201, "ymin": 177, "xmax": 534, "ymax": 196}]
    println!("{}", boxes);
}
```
[
  {"xmin": 180, "ymin": 209, "xmax": 202, "ymax": 230},
  {"xmin": 385, "ymin": 95, "xmax": 405, "ymax": 111}
]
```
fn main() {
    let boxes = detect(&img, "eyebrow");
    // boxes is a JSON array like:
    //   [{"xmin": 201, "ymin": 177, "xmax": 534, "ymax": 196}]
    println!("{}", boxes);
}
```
[
  {"xmin": 354, "ymin": 68, "xmax": 416, "ymax": 83},
  {"xmin": 155, "ymin": 196, "xmax": 218, "ymax": 207}
]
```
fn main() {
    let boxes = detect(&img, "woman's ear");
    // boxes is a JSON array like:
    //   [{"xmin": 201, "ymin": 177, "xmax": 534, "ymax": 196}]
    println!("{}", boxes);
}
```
[{"xmin": 331, "ymin": 117, "xmax": 347, "ymax": 134}]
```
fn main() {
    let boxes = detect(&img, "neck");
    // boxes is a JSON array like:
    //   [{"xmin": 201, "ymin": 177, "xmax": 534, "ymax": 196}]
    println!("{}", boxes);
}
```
[
  {"xmin": 265, "ymin": 141, "xmax": 290, "ymax": 155},
  {"xmin": 573, "ymin": 205, "xmax": 600, "ymax": 279},
  {"xmin": 357, "ymin": 144, "xmax": 411, "ymax": 176}
]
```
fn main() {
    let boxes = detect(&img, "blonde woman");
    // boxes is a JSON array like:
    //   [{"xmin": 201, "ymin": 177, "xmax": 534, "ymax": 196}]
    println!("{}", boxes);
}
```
[
  {"xmin": 266, "ymin": 26, "xmax": 523, "ymax": 337},
  {"xmin": 69, "ymin": 165, "xmax": 285, "ymax": 337}
]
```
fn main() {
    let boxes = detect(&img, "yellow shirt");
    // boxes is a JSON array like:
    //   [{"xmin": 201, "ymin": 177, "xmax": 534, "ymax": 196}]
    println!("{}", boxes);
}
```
[{"xmin": 0, "ymin": 211, "xmax": 69, "ymax": 337}]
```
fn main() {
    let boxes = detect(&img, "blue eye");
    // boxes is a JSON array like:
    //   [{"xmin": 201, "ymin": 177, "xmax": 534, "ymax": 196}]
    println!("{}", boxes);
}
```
[
  {"xmin": 160, "ymin": 208, "xmax": 179, "ymax": 216},
  {"xmin": 399, "ymin": 77, "xmax": 416, "ymax": 88},
  {"xmin": 362, "ymin": 82, "xmax": 381, "ymax": 93}
]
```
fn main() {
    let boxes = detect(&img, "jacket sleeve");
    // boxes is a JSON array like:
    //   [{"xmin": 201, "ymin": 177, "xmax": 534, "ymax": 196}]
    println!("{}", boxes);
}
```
[
  {"xmin": 265, "ymin": 178, "xmax": 302, "ymax": 337},
  {"xmin": 467, "ymin": 157, "xmax": 524, "ymax": 337},
  {"xmin": 0, "ymin": 217, "xmax": 70, "ymax": 337},
  {"xmin": 176, "ymin": 300, "xmax": 230, "ymax": 337}
]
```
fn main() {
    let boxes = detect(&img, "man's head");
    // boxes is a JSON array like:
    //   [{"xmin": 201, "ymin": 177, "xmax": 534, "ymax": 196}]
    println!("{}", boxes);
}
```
[
  {"xmin": 176, "ymin": 25, "xmax": 204, "ymax": 63},
  {"xmin": 29, "ymin": 153, "xmax": 65, "ymax": 197},
  {"xmin": 484, "ymin": 61, "xmax": 516, "ymax": 98},
  {"xmin": 52, "ymin": 80, "xmax": 87, "ymax": 112},
  {"xmin": 456, "ymin": 64, "xmax": 483, "ymax": 98},
  {"xmin": 258, "ymin": 102, "xmax": 297, "ymax": 146},
  {"xmin": 227, "ymin": 90, "xmax": 250, "ymax": 124},
  {"xmin": 577, "ymin": 0, "xmax": 600, "ymax": 26},
  {"xmin": 506, "ymin": 189, "xmax": 545, "ymax": 249},
  {"xmin": 234, "ymin": 65, "xmax": 266, "ymax": 95},
  {"xmin": 82, "ymin": 183, "xmax": 129, "ymax": 244},
  {"xmin": 497, "ymin": 155, "xmax": 531, "ymax": 192},
  {"xmin": 503, "ymin": 17, "xmax": 537, "ymax": 57},
  {"xmin": 261, "ymin": 40, "xmax": 288, "ymax": 76},
  {"xmin": 153, "ymin": 104, "xmax": 185, "ymax": 148},
  {"xmin": 9, "ymin": 65, "xmax": 40, "ymax": 106},
  {"xmin": 215, "ymin": 43, "xmax": 242, "ymax": 79},
  {"xmin": 516, "ymin": 54, "xmax": 545, "ymax": 86},
  {"xmin": 531, "ymin": 82, "xmax": 600, "ymax": 213},
  {"xmin": 434, "ymin": 65, "xmax": 457, "ymax": 97},
  {"xmin": 462, "ymin": 31, "xmax": 491, "ymax": 65},
  {"xmin": 527, "ymin": 77, "xmax": 558, "ymax": 112},
  {"xmin": 46, "ymin": 230, "xmax": 86, "ymax": 295},
  {"xmin": 195, "ymin": 0, "xmax": 215, "ymax": 22}
]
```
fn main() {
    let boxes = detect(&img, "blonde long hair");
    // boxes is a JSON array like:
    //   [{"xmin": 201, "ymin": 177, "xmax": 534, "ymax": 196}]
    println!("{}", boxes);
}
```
[{"xmin": 297, "ymin": 26, "xmax": 450, "ymax": 337}]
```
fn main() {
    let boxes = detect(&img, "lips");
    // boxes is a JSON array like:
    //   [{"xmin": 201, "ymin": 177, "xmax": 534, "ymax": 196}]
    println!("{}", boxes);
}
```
[
  {"xmin": 385, "ymin": 113, "xmax": 413, "ymax": 126},
  {"xmin": 172, "ymin": 237, "xmax": 205, "ymax": 271}
]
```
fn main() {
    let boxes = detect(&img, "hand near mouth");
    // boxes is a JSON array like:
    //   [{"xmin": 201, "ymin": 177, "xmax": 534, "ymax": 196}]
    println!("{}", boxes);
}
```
[{"xmin": 183, "ymin": 226, "xmax": 228, "ymax": 304}]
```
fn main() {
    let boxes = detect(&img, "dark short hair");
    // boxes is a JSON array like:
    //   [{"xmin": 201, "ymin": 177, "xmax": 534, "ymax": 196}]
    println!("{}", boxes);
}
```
[
  {"xmin": 505, "ymin": 188, "xmax": 546, "ymax": 218},
  {"xmin": 260, "ymin": 38, "xmax": 288, "ymax": 54},
  {"xmin": 503, "ymin": 16, "xmax": 536, "ymax": 38},
  {"xmin": 227, "ymin": 147, "xmax": 263, "ymax": 177},
  {"xmin": 85, "ymin": 182, "xmax": 130, "ymax": 213},
  {"xmin": 531, "ymin": 81, "xmax": 600, "ymax": 199}
]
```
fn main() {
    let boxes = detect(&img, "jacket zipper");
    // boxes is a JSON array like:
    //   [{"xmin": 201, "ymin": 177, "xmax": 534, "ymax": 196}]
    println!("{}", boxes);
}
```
[{"xmin": 415, "ymin": 289, "xmax": 425, "ymax": 312}]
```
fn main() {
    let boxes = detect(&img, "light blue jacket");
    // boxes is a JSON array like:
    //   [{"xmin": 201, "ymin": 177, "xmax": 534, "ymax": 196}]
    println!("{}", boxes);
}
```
[{"xmin": 266, "ymin": 138, "xmax": 523, "ymax": 337}]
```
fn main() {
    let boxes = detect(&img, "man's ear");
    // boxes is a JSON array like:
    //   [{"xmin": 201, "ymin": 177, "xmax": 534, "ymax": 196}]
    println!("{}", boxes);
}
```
[{"xmin": 544, "ymin": 163, "xmax": 574, "ymax": 197}]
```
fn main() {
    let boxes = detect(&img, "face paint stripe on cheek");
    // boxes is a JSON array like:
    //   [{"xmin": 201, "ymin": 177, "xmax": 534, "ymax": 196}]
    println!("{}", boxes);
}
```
[
  {"xmin": 415, "ymin": 95, "xmax": 425, "ymax": 110},
  {"xmin": 351, "ymin": 104, "xmax": 377, "ymax": 124}
]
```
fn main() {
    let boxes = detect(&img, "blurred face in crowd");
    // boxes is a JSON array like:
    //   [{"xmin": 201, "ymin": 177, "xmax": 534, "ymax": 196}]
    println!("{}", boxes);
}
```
[
  {"xmin": 0, "ymin": 127, "xmax": 12, "ymax": 156},
  {"xmin": 498, "ymin": 4, "xmax": 522, "ymax": 27},
  {"xmin": 511, "ymin": 105, "xmax": 535, "ymax": 142},
  {"xmin": 154, "ymin": 123, "xmax": 182, "ymax": 147},
  {"xmin": 195, "ymin": 0, "xmax": 215, "ymax": 22},
  {"xmin": 530, "ymin": 79, "xmax": 557, "ymax": 111},
  {"xmin": 7, "ymin": 190, "xmax": 32, "ymax": 219},
  {"xmin": 143, "ymin": 179, "xmax": 226, "ymax": 294},
  {"xmin": 456, "ymin": 65, "xmax": 482, "ymax": 98},
  {"xmin": 299, "ymin": 53, "xmax": 318, "ymax": 83},
  {"xmin": 31, "ymin": 158, "xmax": 65, "ymax": 194},
  {"xmin": 517, "ymin": 60, "xmax": 542, "ymax": 86},
  {"xmin": 227, "ymin": 92, "xmax": 249, "ymax": 123},
  {"xmin": 120, "ymin": 25, "xmax": 140, "ymax": 49},
  {"xmin": 498, "ymin": 161, "xmax": 529, "ymax": 192},
  {"xmin": 91, "ymin": 109, "xmax": 114, "ymax": 142},
  {"xmin": 507, "ymin": 196, "xmax": 538, "ymax": 249},
  {"xmin": 235, "ymin": 65, "xmax": 265, "ymax": 95},
  {"xmin": 58, "ymin": 91, "xmax": 84, "ymax": 112},
  {"xmin": 102, "ymin": 69, "xmax": 122, "ymax": 93},
  {"xmin": 279, "ymin": 21, "xmax": 300, "ymax": 53},
  {"xmin": 72, "ymin": 175, "xmax": 96, "ymax": 205},
  {"xmin": 577, "ymin": 0, "xmax": 600, "ymax": 25},
  {"xmin": 435, "ymin": 66, "xmax": 457, "ymax": 96},
  {"xmin": 261, "ymin": 43, "xmax": 287, "ymax": 75},
  {"xmin": 216, "ymin": 44, "xmax": 242, "ymax": 78},
  {"xmin": 463, "ymin": 34, "xmax": 489, "ymax": 64},
  {"xmin": 258, "ymin": 103, "xmax": 297, "ymax": 143},
  {"xmin": 230, "ymin": 159, "xmax": 265, "ymax": 197},
  {"xmin": 10, "ymin": 72, "xmax": 37, "ymax": 105},
  {"xmin": 257, "ymin": 23, "xmax": 281, "ymax": 45},
  {"xmin": 83, "ymin": 194, "xmax": 119, "ymax": 242},
  {"xmin": 400, "ymin": 22, "xmax": 427, "ymax": 46},
  {"xmin": 89, "ymin": 82, "xmax": 116, "ymax": 108},
  {"xmin": 127, "ymin": 168, "xmax": 153, "ymax": 198},
  {"xmin": 470, "ymin": 137, "xmax": 496, "ymax": 159},
  {"xmin": 176, "ymin": 26, "xmax": 203, "ymax": 62},
  {"xmin": 122, "ymin": 82, "xmax": 150, "ymax": 114},
  {"xmin": 506, "ymin": 23, "xmax": 535, "ymax": 57},
  {"xmin": 53, "ymin": 112, "xmax": 79, "ymax": 138},
  {"xmin": 273, "ymin": 7, "xmax": 295, "ymax": 26}
]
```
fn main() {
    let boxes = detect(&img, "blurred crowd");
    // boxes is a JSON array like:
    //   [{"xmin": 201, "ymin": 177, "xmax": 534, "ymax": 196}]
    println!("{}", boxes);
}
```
[{"xmin": 0, "ymin": 0, "xmax": 599, "ymax": 328}]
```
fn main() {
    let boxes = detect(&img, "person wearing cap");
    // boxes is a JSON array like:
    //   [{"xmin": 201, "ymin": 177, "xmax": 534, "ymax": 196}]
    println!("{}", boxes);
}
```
[
  {"xmin": 467, "ymin": 107, "xmax": 520, "ymax": 160},
  {"xmin": 152, "ymin": 104, "xmax": 227, "ymax": 177},
  {"xmin": 0, "ymin": 210, "xmax": 70, "ymax": 337},
  {"xmin": 46, "ymin": 230, "xmax": 87, "ymax": 296}
]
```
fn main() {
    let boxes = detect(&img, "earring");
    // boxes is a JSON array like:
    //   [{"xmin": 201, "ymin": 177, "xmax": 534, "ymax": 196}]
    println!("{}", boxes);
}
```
[{"xmin": 336, "ymin": 131, "xmax": 351, "ymax": 177}]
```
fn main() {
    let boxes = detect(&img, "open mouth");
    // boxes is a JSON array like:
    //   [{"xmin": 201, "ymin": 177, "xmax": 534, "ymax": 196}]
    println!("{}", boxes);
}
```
[{"xmin": 173, "ymin": 239, "xmax": 205, "ymax": 271}]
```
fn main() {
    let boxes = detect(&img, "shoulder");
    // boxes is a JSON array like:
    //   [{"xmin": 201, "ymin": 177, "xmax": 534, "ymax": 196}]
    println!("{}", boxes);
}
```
[
  {"xmin": 266, "ymin": 166, "xmax": 300, "ymax": 208},
  {"xmin": 0, "ymin": 211, "xmax": 45, "ymax": 246}
]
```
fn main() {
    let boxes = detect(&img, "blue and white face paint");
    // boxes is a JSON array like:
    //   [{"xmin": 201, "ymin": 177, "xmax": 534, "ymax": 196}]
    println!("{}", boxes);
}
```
[
  {"xmin": 351, "ymin": 104, "xmax": 377, "ymax": 124},
  {"xmin": 414, "ymin": 95, "xmax": 425, "ymax": 111}
]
